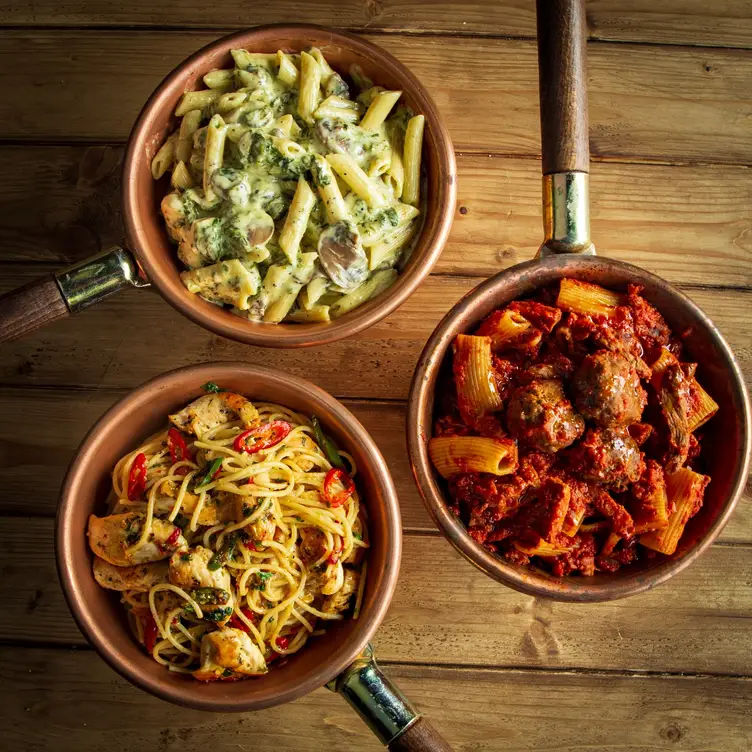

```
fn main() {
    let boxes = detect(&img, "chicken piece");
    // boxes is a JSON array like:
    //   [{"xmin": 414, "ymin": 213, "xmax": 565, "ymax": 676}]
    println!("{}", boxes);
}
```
[
  {"xmin": 92, "ymin": 557, "xmax": 168, "ymax": 592},
  {"xmin": 169, "ymin": 546, "xmax": 233, "ymax": 625},
  {"xmin": 169, "ymin": 392, "xmax": 259, "ymax": 437},
  {"xmin": 321, "ymin": 569, "xmax": 360, "ymax": 616},
  {"xmin": 507, "ymin": 379, "xmax": 585, "ymax": 452},
  {"xmin": 87, "ymin": 513, "xmax": 185, "ymax": 567},
  {"xmin": 160, "ymin": 482, "xmax": 234, "ymax": 526},
  {"xmin": 572, "ymin": 350, "xmax": 647, "ymax": 427},
  {"xmin": 657, "ymin": 363, "xmax": 691, "ymax": 474},
  {"xmin": 193, "ymin": 628, "xmax": 267, "ymax": 681},
  {"xmin": 570, "ymin": 427, "xmax": 645, "ymax": 491},
  {"xmin": 227, "ymin": 493, "xmax": 276, "ymax": 542},
  {"xmin": 299, "ymin": 527, "xmax": 327, "ymax": 565}
]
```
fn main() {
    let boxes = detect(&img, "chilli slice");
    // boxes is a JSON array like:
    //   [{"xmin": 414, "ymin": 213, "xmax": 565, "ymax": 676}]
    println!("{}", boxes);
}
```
[
  {"xmin": 233, "ymin": 421, "xmax": 292, "ymax": 454},
  {"xmin": 127, "ymin": 453, "xmax": 147, "ymax": 500},
  {"xmin": 167, "ymin": 427, "xmax": 193, "ymax": 464},
  {"xmin": 322, "ymin": 468, "xmax": 355, "ymax": 508}
]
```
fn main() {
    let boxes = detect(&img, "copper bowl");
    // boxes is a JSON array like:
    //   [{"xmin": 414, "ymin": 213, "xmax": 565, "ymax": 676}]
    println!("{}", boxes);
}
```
[
  {"xmin": 0, "ymin": 25, "xmax": 456, "ymax": 348},
  {"xmin": 407, "ymin": 256, "xmax": 751, "ymax": 602},
  {"xmin": 406, "ymin": 0, "xmax": 751, "ymax": 602},
  {"xmin": 57, "ymin": 363, "xmax": 401, "ymax": 710}
]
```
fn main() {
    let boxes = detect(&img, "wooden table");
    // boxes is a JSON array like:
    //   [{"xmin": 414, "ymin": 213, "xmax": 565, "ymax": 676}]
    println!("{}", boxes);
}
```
[{"xmin": 1, "ymin": 1, "xmax": 751, "ymax": 749}]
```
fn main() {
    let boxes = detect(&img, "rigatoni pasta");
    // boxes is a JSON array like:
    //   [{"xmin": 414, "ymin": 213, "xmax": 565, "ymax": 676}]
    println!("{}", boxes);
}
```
[
  {"xmin": 428, "ymin": 436, "xmax": 518, "ymax": 479},
  {"xmin": 152, "ymin": 44, "xmax": 425, "ymax": 323}
]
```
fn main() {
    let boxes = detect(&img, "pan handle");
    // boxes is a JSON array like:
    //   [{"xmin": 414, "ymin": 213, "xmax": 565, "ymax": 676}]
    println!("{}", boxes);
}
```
[
  {"xmin": 536, "ymin": 0, "xmax": 595, "ymax": 256},
  {"xmin": 328, "ymin": 644, "xmax": 453, "ymax": 751},
  {"xmin": 0, "ymin": 246, "xmax": 148, "ymax": 344}
]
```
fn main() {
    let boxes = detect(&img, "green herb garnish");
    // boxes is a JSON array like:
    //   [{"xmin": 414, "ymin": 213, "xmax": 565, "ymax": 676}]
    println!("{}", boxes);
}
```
[
  {"xmin": 196, "ymin": 457, "xmax": 223, "ymax": 487},
  {"xmin": 201, "ymin": 381, "xmax": 221, "ymax": 393}
]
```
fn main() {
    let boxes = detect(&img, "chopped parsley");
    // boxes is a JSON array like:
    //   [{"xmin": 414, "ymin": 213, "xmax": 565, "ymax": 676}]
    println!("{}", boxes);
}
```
[
  {"xmin": 254, "ymin": 571, "xmax": 274, "ymax": 591},
  {"xmin": 201, "ymin": 381, "xmax": 221, "ymax": 393}
]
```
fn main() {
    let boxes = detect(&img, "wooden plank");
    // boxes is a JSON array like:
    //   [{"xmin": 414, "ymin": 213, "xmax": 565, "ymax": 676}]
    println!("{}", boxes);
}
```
[
  {"xmin": 2, "ymin": 385, "xmax": 751, "ymax": 541},
  {"xmin": 3, "ymin": 650, "xmax": 751, "ymax": 752},
  {"xmin": 1, "ymin": 0, "xmax": 752, "ymax": 50},
  {"xmin": 2, "ymin": 32, "xmax": 752, "ymax": 164},
  {"xmin": 0, "ymin": 268, "xmax": 749, "ymax": 396},
  {"xmin": 4, "ymin": 146, "xmax": 752, "ymax": 288},
  {"xmin": 3, "ymin": 651, "xmax": 752, "ymax": 752},
  {"xmin": 5, "ymin": 516, "xmax": 752, "ymax": 676}
]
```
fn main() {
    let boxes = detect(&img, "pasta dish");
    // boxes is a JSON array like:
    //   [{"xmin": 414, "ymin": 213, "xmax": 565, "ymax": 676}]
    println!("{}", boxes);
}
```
[
  {"xmin": 151, "ymin": 47, "xmax": 425, "ymax": 324},
  {"xmin": 87, "ymin": 385, "xmax": 368, "ymax": 680},
  {"xmin": 430, "ymin": 278, "xmax": 718, "ymax": 576}
]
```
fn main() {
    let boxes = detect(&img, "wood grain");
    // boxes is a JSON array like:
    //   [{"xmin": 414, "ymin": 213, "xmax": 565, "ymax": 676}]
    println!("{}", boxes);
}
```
[
  {"xmin": 3, "ymin": 146, "xmax": 752, "ymax": 288},
  {"xmin": 0, "ymin": 268, "xmax": 749, "ymax": 396},
  {"xmin": 0, "ymin": 275, "xmax": 69, "ymax": 343},
  {"xmin": 1, "ymin": 0, "xmax": 751, "ymax": 50},
  {"xmin": 2, "ymin": 33, "xmax": 752, "ymax": 164},
  {"xmin": 3, "ymin": 649, "xmax": 751, "ymax": 751},
  {"xmin": 5, "ymin": 517, "xmax": 752, "ymax": 676},
  {"xmin": 1, "ymin": 385, "xmax": 750, "ymax": 539},
  {"xmin": 537, "ymin": 0, "xmax": 591, "ymax": 174},
  {"xmin": 389, "ymin": 717, "xmax": 453, "ymax": 752}
]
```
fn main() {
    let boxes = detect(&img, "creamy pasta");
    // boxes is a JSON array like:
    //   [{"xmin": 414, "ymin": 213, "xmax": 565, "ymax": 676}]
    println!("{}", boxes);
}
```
[{"xmin": 151, "ymin": 47, "xmax": 425, "ymax": 324}]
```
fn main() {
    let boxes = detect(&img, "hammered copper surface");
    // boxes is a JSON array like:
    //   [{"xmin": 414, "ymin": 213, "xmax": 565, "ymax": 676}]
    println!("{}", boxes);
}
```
[
  {"xmin": 122, "ymin": 25, "xmax": 457, "ymax": 347},
  {"xmin": 407, "ymin": 254, "xmax": 751, "ymax": 602},
  {"xmin": 57, "ymin": 363, "xmax": 401, "ymax": 710}
]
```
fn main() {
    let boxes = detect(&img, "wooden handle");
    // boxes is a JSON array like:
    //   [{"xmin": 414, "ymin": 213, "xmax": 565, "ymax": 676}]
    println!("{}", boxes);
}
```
[
  {"xmin": 536, "ymin": 0, "xmax": 590, "ymax": 174},
  {"xmin": 388, "ymin": 717, "xmax": 453, "ymax": 752},
  {"xmin": 0, "ymin": 275, "xmax": 70, "ymax": 343}
]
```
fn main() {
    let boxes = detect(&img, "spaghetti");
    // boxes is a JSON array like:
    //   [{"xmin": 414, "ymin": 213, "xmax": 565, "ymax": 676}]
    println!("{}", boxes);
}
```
[{"xmin": 87, "ymin": 388, "xmax": 368, "ymax": 681}]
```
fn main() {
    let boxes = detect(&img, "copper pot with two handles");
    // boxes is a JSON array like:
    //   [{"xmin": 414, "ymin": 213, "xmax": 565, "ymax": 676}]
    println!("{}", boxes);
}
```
[{"xmin": 407, "ymin": 0, "xmax": 751, "ymax": 602}]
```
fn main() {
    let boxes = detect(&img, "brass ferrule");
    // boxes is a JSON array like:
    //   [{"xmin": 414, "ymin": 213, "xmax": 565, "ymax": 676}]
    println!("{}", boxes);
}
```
[
  {"xmin": 327, "ymin": 645, "xmax": 419, "ymax": 745},
  {"xmin": 539, "ymin": 171, "xmax": 595, "ymax": 257},
  {"xmin": 55, "ymin": 246, "xmax": 149, "ymax": 313}
]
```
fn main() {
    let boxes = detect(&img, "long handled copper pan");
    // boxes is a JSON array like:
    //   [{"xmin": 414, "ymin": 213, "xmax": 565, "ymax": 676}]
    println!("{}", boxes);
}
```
[
  {"xmin": 58, "ymin": 363, "xmax": 451, "ymax": 750},
  {"xmin": 407, "ymin": 0, "xmax": 751, "ymax": 602},
  {"xmin": 0, "ymin": 25, "xmax": 456, "ymax": 348}
]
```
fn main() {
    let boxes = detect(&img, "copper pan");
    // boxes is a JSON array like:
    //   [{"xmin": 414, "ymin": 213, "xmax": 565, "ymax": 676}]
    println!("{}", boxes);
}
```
[
  {"xmin": 57, "ymin": 363, "xmax": 451, "ymax": 750},
  {"xmin": 406, "ymin": 0, "xmax": 751, "ymax": 602},
  {"xmin": 0, "ymin": 25, "xmax": 456, "ymax": 348}
]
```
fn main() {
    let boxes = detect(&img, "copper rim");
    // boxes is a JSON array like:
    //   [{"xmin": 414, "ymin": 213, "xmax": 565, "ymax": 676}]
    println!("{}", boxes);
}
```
[
  {"xmin": 407, "ymin": 255, "xmax": 751, "ymax": 602},
  {"xmin": 57, "ymin": 363, "xmax": 401, "ymax": 710},
  {"xmin": 122, "ymin": 25, "xmax": 457, "ymax": 348}
]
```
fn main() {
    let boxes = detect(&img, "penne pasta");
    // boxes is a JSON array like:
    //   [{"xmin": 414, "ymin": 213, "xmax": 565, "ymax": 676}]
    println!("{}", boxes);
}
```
[
  {"xmin": 151, "ymin": 133, "xmax": 177, "ymax": 180},
  {"xmin": 278, "ymin": 177, "xmax": 316, "ymax": 264},
  {"xmin": 330, "ymin": 269, "xmax": 397, "ymax": 318},
  {"xmin": 428, "ymin": 436, "xmax": 518, "ymax": 479},
  {"xmin": 308, "ymin": 47, "xmax": 334, "ymax": 80},
  {"xmin": 384, "ymin": 123, "xmax": 405, "ymax": 198},
  {"xmin": 276, "ymin": 51, "xmax": 299, "ymax": 87},
  {"xmin": 312, "ymin": 154, "xmax": 348, "ymax": 224},
  {"xmin": 313, "ymin": 95, "xmax": 360, "ymax": 123},
  {"xmin": 453, "ymin": 334, "xmax": 504, "ymax": 423},
  {"xmin": 640, "ymin": 469, "xmax": 710, "ymax": 555},
  {"xmin": 402, "ymin": 114, "xmax": 425, "ymax": 207},
  {"xmin": 264, "ymin": 283, "xmax": 304, "ymax": 323},
  {"xmin": 175, "ymin": 89, "xmax": 222, "ymax": 117},
  {"xmin": 170, "ymin": 161, "xmax": 194, "ymax": 190},
  {"xmin": 203, "ymin": 69, "xmax": 234, "ymax": 89},
  {"xmin": 231, "ymin": 49, "xmax": 276, "ymax": 70},
  {"xmin": 477, "ymin": 308, "xmax": 533, "ymax": 349},
  {"xmin": 298, "ymin": 51, "xmax": 322, "ymax": 124},
  {"xmin": 176, "ymin": 109, "xmax": 202, "ymax": 164},
  {"xmin": 556, "ymin": 278, "xmax": 623, "ymax": 317},
  {"xmin": 326, "ymin": 154, "xmax": 388, "ymax": 209},
  {"xmin": 286, "ymin": 305, "xmax": 332, "ymax": 323},
  {"xmin": 367, "ymin": 220, "xmax": 418, "ymax": 271},
  {"xmin": 202, "ymin": 114, "xmax": 227, "ymax": 202},
  {"xmin": 360, "ymin": 90, "xmax": 402, "ymax": 132}
]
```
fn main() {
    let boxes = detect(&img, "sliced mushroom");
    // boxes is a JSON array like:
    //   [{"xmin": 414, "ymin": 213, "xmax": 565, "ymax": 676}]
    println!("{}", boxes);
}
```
[{"xmin": 317, "ymin": 220, "xmax": 369, "ymax": 291}]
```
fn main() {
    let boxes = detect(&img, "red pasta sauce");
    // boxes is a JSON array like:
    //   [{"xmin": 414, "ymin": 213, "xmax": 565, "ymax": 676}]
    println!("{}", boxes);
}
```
[{"xmin": 431, "ymin": 279, "xmax": 716, "ymax": 576}]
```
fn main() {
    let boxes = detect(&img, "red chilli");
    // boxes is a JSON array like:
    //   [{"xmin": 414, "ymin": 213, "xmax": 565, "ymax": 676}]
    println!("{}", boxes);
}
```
[
  {"xmin": 127, "ymin": 453, "xmax": 147, "ymax": 500},
  {"xmin": 322, "ymin": 468, "xmax": 355, "ymax": 508},
  {"xmin": 167, "ymin": 427, "xmax": 193, "ymax": 464},
  {"xmin": 142, "ymin": 612, "xmax": 159, "ymax": 654},
  {"xmin": 233, "ymin": 421, "xmax": 292, "ymax": 455}
]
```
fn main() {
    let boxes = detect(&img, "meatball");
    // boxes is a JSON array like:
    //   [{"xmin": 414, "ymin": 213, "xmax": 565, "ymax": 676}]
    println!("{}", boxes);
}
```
[
  {"xmin": 507, "ymin": 379, "xmax": 585, "ymax": 453},
  {"xmin": 572, "ymin": 351, "xmax": 646, "ymax": 427},
  {"xmin": 571, "ymin": 427, "xmax": 645, "ymax": 490}
]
